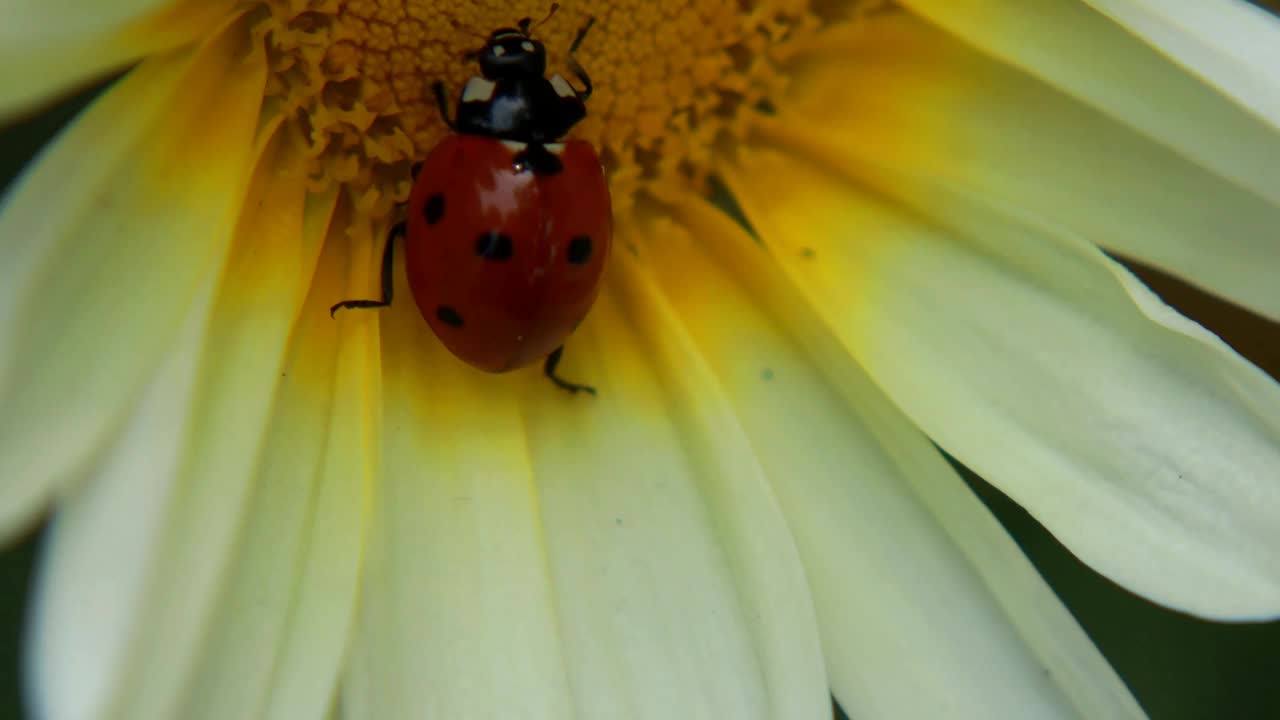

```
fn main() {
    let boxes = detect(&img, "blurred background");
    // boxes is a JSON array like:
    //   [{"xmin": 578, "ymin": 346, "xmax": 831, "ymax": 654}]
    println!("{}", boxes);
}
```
[{"xmin": 2, "ymin": 3, "xmax": 1280, "ymax": 718}]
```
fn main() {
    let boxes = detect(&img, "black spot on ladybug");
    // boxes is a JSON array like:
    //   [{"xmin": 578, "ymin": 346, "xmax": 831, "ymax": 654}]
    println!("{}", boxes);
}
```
[
  {"xmin": 411, "ymin": 161, "xmax": 423, "ymax": 179},
  {"xmin": 423, "ymin": 193, "xmax": 445, "ymax": 225},
  {"xmin": 436, "ymin": 305, "xmax": 464, "ymax": 328},
  {"xmin": 475, "ymin": 230, "xmax": 514, "ymax": 260},
  {"xmin": 567, "ymin": 235, "xmax": 592, "ymax": 264}
]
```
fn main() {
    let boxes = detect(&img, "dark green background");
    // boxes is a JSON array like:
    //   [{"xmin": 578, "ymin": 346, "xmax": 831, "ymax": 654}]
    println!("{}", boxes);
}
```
[{"xmin": 3, "ymin": 4, "xmax": 1280, "ymax": 717}]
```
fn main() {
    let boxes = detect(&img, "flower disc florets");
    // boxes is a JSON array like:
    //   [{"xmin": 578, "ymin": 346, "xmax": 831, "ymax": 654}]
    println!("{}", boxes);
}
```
[{"xmin": 257, "ymin": 0, "xmax": 829, "ymax": 225}]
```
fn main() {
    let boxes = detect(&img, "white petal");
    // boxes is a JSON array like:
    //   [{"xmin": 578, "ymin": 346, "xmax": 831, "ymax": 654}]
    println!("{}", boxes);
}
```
[
  {"xmin": 578, "ymin": 241, "xmax": 829, "ymax": 719},
  {"xmin": 1082, "ymin": 0, "xmax": 1280, "ymax": 130},
  {"xmin": 645, "ymin": 200, "xmax": 1142, "ymax": 718},
  {"xmin": 0, "ymin": 14, "xmax": 267, "ymax": 539},
  {"xmin": 521, "ymin": 290, "xmax": 820, "ymax": 720},
  {"xmin": 29, "ymin": 269, "xmax": 218, "ymax": 720},
  {"xmin": 725, "ymin": 146, "xmax": 1280, "ymax": 620},
  {"xmin": 789, "ymin": 9, "xmax": 1280, "ymax": 322}
]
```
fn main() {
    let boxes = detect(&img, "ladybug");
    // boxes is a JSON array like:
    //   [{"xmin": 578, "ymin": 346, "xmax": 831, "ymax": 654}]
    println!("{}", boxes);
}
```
[{"xmin": 331, "ymin": 6, "xmax": 610, "ymax": 395}]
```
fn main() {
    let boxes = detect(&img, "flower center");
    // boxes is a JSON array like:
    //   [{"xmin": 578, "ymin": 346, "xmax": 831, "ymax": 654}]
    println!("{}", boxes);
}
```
[{"xmin": 257, "ymin": 0, "xmax": 822, "ymax": 223}]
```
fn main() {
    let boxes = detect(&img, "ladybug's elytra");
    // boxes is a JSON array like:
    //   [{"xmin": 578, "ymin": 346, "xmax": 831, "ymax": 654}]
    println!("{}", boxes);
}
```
[{"xmin": 331, "ymin": 6, "xmax": 610, "ymax": 395}]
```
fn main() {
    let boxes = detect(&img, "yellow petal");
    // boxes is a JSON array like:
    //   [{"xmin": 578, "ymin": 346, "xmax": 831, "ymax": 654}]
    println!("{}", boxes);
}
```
[
  {"xmin": 249, "ymin": 194, "xmax": 376, "ymax": 720},
  {"xmin": 895, "ymin": 0, "xmax": 1280, "ymax": 206},
  {"xmin": 165, "ymin": 169, "xmax": 353, "ymax": 718},
  {"xmin": 643, "ymin": 199, "xmax": 1143, "ymax": 717},
  {"xmin": 343, "ymin": 247, "xmax": 576, "ymax": 719},
  {"xmin": 603, "ymin": 232, "xmax": 830, "ymax": 720},
  {"xmin": 723, "ymin": 142, "xmax": 1280, "ymax": 619},
  {"xmin": 0, "ymin": 0, "xmax": 237, "ymax": 122},
  {"xmin": 0, "ymin": 11, "xmax": 266, "ymax": 539},
  {"xmin": 29, "ymin": 126, "xmax": 345, "ymax": 720},
  {"xmin": 345, "ymin": 234, "xmax": 829, "ymax": 718},
  {"xmin": 518, "ymin": 282, "xmax": 822, "ymax": 719},
  {"xmin": 784, "ymin": 9, "xmax": 1280, "ymax": 322}
]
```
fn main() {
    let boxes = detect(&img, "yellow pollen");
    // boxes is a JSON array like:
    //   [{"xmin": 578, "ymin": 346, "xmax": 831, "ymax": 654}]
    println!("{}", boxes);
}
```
[{"xmin": 257, "ymin": 0, "xmax": 823, "ymax": 224}]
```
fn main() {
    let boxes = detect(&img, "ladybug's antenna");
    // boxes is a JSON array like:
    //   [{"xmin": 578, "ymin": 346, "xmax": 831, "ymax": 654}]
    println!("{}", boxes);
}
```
[
  {"xmin": 568, "ymin": 15, "xmax": 595, "ymax": 56},
  {"xmin": 519, "ymin": 3, "xmax": 560, "ymax": 35}
]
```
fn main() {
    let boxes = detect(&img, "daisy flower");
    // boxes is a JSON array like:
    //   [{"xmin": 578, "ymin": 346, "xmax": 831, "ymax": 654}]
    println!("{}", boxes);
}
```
[{"xmin": 2, "ymin": 0, "xmax": 1279, "ymax": 718}]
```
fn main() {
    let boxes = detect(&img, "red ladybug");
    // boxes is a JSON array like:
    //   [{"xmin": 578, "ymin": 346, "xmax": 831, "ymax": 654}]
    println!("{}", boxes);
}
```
[{"xmin": 332, "ymin": 8, "xmax": 609, "ymax": 395}]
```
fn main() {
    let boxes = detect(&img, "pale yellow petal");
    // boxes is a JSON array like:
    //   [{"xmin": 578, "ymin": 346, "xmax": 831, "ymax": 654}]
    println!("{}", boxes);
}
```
[
  {"xmin": 28, "ymin": 125, "xmax": 348, "ymax": 720},
  {"xmin": 787, "ymin": 10, "xmax": 1280, "ymax": 322},
  {"xmin": 1082, "ymin": 0, "xmax": 1280, "ymax": 130},
  {"xmin": 28, "ymin": 269, "xmax": 216, "ymax": 720},
  {"xmin": 896, "ymin": 0, "xmax": 1280, "ymax": 207},
  {"xmin": 520, "ymin": 284, "xmax": 824, "ymax": 720},
  {"xmin": 166, "ymin": 170, "xmax": 357, "ymax": 718},
  {"xmin": 259, "ymin": 203, "xmax": 379, "ymax": 720},
  {"xmin": 341, "ymin": 248, "xmax": 575, "ymax": 719},
  {"xmin": 345, "ymin": 231, "xmax": 829, "ymax": 718},
  {"xmin": 582, "ymin": 239, "xmax": 830, "ymax": 719},
  {"xmin": 642, "ymin": 200, "xmax": 1142, "ymax": 718},
  {"xmin": 0, "ymin": 12, "xmax": 267, "ymax": 539},
  {"xmin": 0, "ymin": 0, "xmax": 238, "ymax": 122},
  {"xmin": 724, "ymin": 145, "xmax": 1280, "ymax": 619}
]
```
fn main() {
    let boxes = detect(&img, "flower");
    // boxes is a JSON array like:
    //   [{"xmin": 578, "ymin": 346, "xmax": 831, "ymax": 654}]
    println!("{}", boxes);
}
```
[{"xmin": 2, "ymin": 0, "xmax": 1279, "ymax": 718}]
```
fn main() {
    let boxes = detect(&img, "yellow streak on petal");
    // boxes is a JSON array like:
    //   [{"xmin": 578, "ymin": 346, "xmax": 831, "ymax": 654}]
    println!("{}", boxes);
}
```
[
  {"xmin": 178, "ymin": 202, "xmax": 345, "ymax": 719},
  {"xmin": 775, "ymin": 10, "xmax": 1280, "ymax": 322},
  {"xmin": 0, "ymin": 0, "xmax": 240, "ymax": 122},
  {"xmin": 892, "ymin": 0, "xmax": 1280, "ymax": 207},
  {"xmin": 0, "ymin": 10, "xmax": 266, "ymax": 540},
  {"xmin": 344, "ymin": 227, "xmax": 574, "ymax": 719},
  {"xmin": 721, "ymin": 147, "xmax": 885, "ymax": 333},
  {"xmin": 259, "ymin": 196, "xmax": 378, "ymax": 720},
  {"xmin": 93, "ymin": 127, "xmax": 333, "ymax": 720}
]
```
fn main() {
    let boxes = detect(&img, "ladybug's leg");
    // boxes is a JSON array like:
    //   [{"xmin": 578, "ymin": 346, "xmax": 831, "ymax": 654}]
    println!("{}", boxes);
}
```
[
  {"xmin": 566, "ymin": 17, "xmax": 595, "ymax": 100},
  {"xmin": 432, "ymin": 81, "xmax": 457, "ymax": 130},
  {"xmin": 329, "ymin": 221, "xmax": 403, "ymax": 317},
  {"xmin": 543, "ymin": 346, "xmax": 596, "ymax": 396}
]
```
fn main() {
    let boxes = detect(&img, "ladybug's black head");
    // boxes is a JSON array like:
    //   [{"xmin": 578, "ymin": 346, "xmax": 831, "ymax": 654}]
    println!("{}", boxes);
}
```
[{"xmin": 477, "ymin": 27, "xmax": 547, "ymax": 80}]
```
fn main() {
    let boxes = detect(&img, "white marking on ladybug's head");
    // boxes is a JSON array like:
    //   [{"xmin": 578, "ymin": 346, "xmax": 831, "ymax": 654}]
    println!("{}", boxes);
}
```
[
  {"xmin": 545, "ymin": 143, "xmax": 565, "ymax": 155},
  {"xmin": 493, "ymin": 45, "xmax": 507, "ymax": 57},
  {"xmin": 500, "ymin": 139, "xmax": 529, "ymax": 153},
  {"xmin": 461, "ymin": 77, "xmax": 497, "ymax": 103},
  {"xmin": 549, "ymin": 74, "xmax": 576, "ymax": 99},
  {"xmin": 521, "ymin": 41, "xmax": 535, "ymax": 52}
]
